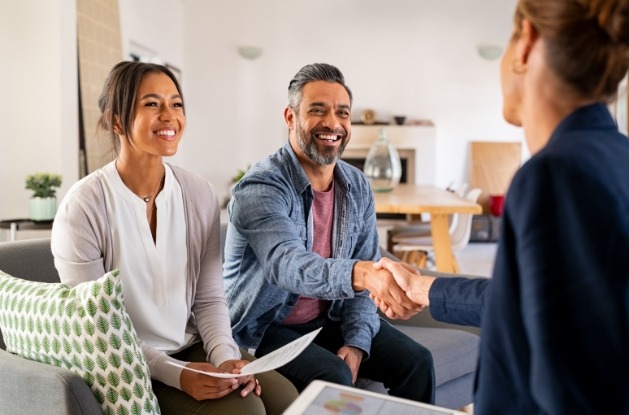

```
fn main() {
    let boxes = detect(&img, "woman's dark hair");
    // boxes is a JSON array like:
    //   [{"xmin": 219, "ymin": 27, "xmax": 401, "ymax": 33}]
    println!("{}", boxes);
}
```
[
  {"xmin": 514, "ymin": 0, "xmax": 629, "ymax": 100},
  {"xmin": 287, "ymin": 63, "xmax": 353, "ymax": 112},
  {"xmin": 97, "ymin": 61, "xmax": 184, "ymax": 150}
]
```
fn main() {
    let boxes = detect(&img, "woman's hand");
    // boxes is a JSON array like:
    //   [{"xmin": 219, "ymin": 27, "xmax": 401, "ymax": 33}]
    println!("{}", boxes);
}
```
[
  {"xmin": 219, "ymin": 359, "xmax": 262, "ymax": 398},
  {"xmin": 373, "ymin": 258, "xmax": 435, "ymax": 307},
  {"xmin": 180, "ymin": 362, "xmax": 239, "ymax": 400}
]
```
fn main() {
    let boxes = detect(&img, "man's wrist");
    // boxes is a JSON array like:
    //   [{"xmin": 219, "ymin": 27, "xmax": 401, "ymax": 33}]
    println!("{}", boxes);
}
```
[
  {"xmin": 351, "ymin": 261, "xmax": 369, "ymax": 291},
  {"xmin": 346, "ymin": 345, "xmax": 365, "ymax": 360}
]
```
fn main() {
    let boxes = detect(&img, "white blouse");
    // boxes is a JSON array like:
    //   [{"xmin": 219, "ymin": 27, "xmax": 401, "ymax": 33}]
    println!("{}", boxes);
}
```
[{"xmin": 102, "ymin": 161, "xmax": 194, "ymax": 353}]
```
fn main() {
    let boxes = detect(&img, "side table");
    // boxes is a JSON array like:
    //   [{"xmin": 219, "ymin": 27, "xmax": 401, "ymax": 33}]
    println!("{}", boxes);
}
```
[{"xmin": 0, "ymin": 219, "xmax": 54, "ymax": 242}]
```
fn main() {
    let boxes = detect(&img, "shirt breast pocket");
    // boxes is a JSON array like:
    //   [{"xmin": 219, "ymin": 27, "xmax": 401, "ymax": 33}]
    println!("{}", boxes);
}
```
[{"xmin": 342, "ymin": 219, "xmax": 363, "ymax": 256}]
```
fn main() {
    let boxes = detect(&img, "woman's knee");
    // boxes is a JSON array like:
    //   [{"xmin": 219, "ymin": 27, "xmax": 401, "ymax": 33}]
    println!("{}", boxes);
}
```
[
  {"xmin": 258, "ymin": 370, "xmax": 299, "ymax": 415},
  {"xmin": 155, "ymin": 381, "xmax": 267, "ymax": 415}
]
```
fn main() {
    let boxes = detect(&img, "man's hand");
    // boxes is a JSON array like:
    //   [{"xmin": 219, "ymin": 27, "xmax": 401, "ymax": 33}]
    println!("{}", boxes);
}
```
[
  {"xmin": 337, "ymin": 346, "xmax": 364, "ymax": 384},
  {"xmin": 370, "ymin": 258, "xmax": 436, "ymax": 319},
  {"xmin": 353, "ymin": 261, "xmax": 422, "ymax": 319}
]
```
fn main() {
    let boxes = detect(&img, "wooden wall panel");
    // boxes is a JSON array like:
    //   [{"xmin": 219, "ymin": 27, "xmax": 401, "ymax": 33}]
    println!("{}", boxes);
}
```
[
  {"xmin": 77, "ymin": 0, "xmax": 123, "ymax": 176},
  {"xmin": 470, "ymin": 141, "xmax": 522, "ymax": 212}
]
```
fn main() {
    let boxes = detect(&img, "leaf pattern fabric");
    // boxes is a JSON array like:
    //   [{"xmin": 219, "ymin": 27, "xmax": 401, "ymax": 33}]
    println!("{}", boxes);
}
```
[{"xmin": 0, "ymin": 270, "xmax": 160, "ymax": 415}]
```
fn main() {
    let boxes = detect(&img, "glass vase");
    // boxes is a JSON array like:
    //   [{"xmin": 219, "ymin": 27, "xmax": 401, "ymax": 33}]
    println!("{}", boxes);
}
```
[{"xmin": 363, "ymin": 128, "xmax": 402, "ymax": 192}]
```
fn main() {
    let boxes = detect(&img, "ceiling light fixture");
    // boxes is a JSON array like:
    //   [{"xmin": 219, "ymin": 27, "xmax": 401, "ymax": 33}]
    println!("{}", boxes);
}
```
[
  {"xmin": 238, "ymin": 46, "xmax": 263, "ymax": 60},
  {"xmin": 477, "ymin": 45, "xmax": 503, "ymax": 61}
]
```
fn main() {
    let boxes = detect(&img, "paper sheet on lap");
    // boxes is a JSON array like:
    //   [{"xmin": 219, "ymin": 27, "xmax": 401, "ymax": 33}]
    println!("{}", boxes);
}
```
[{"xmin": 167, "ymin": 327, "xmax": 322, "ymax": 378}]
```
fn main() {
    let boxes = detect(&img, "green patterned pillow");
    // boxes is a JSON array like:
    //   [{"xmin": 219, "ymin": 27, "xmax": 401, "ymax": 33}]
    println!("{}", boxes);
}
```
[{"xmin": 0, "ymin": 270, "xmax": 160, "ymax": 415}]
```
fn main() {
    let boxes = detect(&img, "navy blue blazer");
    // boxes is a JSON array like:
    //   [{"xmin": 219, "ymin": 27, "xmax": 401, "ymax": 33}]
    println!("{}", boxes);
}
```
[{"xmin": 430, "ymin": 103, "xmax": 629, "ymax": 414}]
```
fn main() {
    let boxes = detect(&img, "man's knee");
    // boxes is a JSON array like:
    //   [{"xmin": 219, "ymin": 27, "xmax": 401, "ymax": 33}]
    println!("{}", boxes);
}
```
[
  {"xmin": 414, "ymin": 344, "xmax": 434, "ymax": 370},
  {"xmin": 314, "ymin": 356, "xmax": 353, "ymax": 386},
  {"xmin": 400, "ymin": 342, "xmax": 434, "ymax": 379}
]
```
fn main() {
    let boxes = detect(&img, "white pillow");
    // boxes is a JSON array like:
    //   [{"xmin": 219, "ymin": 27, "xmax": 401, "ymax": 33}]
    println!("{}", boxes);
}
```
[{"xmin": 0, "ymin": 269, "xmax": 160, "ymax": 415}]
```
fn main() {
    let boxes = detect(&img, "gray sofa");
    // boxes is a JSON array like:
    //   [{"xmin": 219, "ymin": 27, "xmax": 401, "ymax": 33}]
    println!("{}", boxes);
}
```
[
  {"xmin": 0, "ymin": 238, "xmax": 102, "ymax": 415},
  {"xmin": 0, "ymin": 236, "xmax": 481, "ymax": 413}
]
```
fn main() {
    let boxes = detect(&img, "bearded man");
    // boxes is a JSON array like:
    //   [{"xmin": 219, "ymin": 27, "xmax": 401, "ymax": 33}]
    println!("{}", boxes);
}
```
[{"xmin": 222, "ymin": 63, "xmax": 435, "ymax": 404}]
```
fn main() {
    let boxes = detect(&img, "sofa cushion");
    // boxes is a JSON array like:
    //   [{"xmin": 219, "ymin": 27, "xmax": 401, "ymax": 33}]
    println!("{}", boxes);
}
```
[
  {"xmin": 0, "ymin": 269, "xmax": 160, "ymax": 415},
  {"xmin": 362, "ymin": 325, "xmax": 479, "ymax": 408},
  {"xmin": 394, "ymin": 326, "xmax": 479, "ymax": 386}
]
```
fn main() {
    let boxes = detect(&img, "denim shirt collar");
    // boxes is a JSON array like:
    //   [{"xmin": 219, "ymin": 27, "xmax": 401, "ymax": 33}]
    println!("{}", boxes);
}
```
[{"xmin": 283, "ymin": 142, "xmax": 352, "ymax": 197}]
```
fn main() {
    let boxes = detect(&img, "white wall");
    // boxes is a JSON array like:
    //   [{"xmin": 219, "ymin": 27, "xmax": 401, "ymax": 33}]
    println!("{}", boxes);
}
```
[
  {"xmin": 179, "ymin": 0, "xmax": 525, "ymax": 203},
  {"xmin": 0, "ymin": 0, "xmax": 78, "ymax": 220},
  {"xmin": 0, "ymin": 0, "xmax": 526, "ymax": 221},
  {"xmin": 118, "ymin": 0, "xmax": 184, "ymax": 81}
]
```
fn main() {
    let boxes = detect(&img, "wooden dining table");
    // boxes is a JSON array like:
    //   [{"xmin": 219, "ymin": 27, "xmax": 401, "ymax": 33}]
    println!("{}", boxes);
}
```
[{"xmin": 373, "ymin": 184, "xmax": 483, "ymax": 273}]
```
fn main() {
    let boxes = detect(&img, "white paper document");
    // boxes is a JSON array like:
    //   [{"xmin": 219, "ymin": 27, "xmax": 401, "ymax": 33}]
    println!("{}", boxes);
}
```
[{"xmin": 167, "ymin": 327, "xmax": 322, "ymax": 378}]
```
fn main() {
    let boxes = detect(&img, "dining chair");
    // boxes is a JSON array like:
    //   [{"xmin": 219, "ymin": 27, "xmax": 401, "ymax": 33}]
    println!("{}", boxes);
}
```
[{"xmin": 392, "ymin": 187, "xmax": 482, "ymax": 272}]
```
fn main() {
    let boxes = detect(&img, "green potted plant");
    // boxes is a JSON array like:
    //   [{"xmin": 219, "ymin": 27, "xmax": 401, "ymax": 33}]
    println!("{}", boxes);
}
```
[
  {"xmin": 221, "ymin": 166, "xmax": 250, "ymax": 208},
  {"xmin": 231, "ymin": 166, "xmax": 249, "ymax": 184},
  {"xmin": 25, "ymin": 172, "xmax": 62, "ymax": 221}
]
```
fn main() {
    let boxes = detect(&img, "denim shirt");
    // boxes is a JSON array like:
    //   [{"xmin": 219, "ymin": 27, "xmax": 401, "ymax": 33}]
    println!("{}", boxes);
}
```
[{"xmin": 223, "ymin": 143, "xmax": 381, "ymax": 356}]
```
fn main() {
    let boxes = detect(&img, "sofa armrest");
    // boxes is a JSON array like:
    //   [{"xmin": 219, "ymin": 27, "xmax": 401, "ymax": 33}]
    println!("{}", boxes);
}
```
[
  {"xmin": 0, "ymin": 348, "xmax": 102, "ymax": 415},
  {"xmin": 378, "ymin": 246, "xmax": 482, "ymax": 335}
]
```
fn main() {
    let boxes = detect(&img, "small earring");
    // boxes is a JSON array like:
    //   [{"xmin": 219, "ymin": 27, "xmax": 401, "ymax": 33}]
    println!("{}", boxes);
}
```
[{"xmin": 510, "ymin": 59, "xmax": 528, "ymax": 74}]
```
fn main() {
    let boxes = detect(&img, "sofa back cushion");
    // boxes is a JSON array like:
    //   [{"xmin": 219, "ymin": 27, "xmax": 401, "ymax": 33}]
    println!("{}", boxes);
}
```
[
  {"xmin": 0, "ymin": 238, "xmax": 59, "ymax": 349},
  {"xmin": 0, "ymin": 238, "xmax": 58, "ymax": 283},
  {"xmin": 0, "ymin": 269, "xmax": 161, "ymax": 415}
]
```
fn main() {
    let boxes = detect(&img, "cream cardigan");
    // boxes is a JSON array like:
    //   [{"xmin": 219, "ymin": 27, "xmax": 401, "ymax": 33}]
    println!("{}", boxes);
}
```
[{"xmin": 51, "ymin": 162, "xmax": 240, "ymax": 390}]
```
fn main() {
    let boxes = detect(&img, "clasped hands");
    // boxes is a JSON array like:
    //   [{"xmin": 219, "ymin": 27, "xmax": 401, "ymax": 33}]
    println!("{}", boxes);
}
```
[
  {"xmin": 180, "ymin": 359, "xmax": 261, "ymax": 401},
  {"xmin": 360, "ymin": 257, "xmax": 435, "ymax": 320}
]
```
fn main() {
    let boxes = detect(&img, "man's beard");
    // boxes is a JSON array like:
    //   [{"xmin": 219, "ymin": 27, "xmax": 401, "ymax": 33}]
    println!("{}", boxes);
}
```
[{"xmin": 295, "ymin": 119, "xmax": 348, "ymax": 166}]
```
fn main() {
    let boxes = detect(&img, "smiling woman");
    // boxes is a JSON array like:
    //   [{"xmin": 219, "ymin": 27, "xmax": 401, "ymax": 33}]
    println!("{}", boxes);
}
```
[{"xmin": 50, "ymin": 61, "xmax": 298, "ymax": 415}]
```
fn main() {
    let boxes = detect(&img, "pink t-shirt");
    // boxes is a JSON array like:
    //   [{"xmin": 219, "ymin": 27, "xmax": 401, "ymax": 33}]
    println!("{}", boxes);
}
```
[{"xmin": 282, "ymin": 182, "xmax": 334, "ymax": 325}]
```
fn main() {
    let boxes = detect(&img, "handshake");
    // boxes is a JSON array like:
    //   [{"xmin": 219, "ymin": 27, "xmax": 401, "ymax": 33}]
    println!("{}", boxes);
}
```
[{"xmin": 354, "ymin": 257, "xmax": 436, "ymax": 320}]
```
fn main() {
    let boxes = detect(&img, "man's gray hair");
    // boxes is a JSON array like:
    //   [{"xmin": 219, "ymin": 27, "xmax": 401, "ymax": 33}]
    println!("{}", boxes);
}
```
[{"xmin": 287, "ymin": 63, "xmax": 353, "ymax": 111}]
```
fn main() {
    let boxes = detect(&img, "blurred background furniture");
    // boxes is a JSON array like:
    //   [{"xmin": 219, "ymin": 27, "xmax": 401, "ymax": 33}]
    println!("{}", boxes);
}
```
[
  {"xmin": 387, "ymin": 182, "xmax": 469, "ymax": 249},
  {"xmin": 392, "ymin": 188, "xmax": 482, "ymax": 272},
  {"xmin": 374, "ymin": 184, "xmax": 482, "ymax": 273},
  {"xmin": 470, "ymin": 141, "xmax": 521, "ymax": 213},
  {"xmin": 0, "ymin": 219, "xmax": 54, "ymax": 242}
]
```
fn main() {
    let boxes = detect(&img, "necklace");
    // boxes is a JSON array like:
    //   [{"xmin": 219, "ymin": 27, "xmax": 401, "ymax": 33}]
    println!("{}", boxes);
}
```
[{"xmin": 139, "ymin": 174, "xmax": 165, "ymax": 203}]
